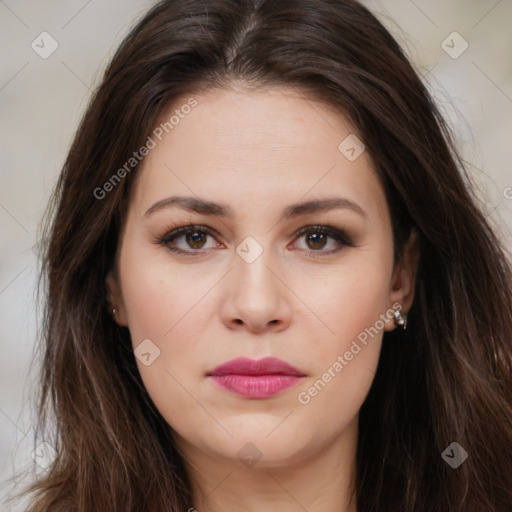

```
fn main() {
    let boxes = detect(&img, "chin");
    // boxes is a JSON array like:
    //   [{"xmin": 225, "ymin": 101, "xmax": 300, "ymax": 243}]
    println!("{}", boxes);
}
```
[{"xmin": 193, "ymin": 429, "xmax": 320, "ymax": 469}]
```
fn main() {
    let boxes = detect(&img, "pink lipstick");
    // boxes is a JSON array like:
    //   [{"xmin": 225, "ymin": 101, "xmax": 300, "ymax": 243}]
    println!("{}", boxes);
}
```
[{"xmin": 207, "ymin": 357, "xmax": 305, "ymax": 398}]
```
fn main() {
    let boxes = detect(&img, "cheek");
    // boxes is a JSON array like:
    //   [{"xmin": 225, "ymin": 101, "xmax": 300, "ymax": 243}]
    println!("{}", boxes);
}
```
[
  {"xmin": 292, "ymin": 257, "xmax": 391, "ymax": 425},
  {"xmin": 119, "ymin": 243, "xmax": 208, "ymax": 346},
  {"xmin": 119, "ymin": 264, "xmax": 209, "ymax": 434},
  {"xmin": 118, "ymin": 245, "xmax": 217, "ymax": 422},
  {"xmin": 293, "ymin": 252, "xmax": 391, "ymax": 350}
]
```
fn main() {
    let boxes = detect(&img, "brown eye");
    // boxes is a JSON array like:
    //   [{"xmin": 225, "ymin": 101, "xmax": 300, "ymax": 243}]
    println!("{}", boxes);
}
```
[
  {"xmin": 293, "ymin": 225, "xmax": 355, "ymax": 256},
  {"xmin": 159, "ymin": 224, "xmax": 355, "ymax": 257},
  {"xmin": 160, "ymin": 225, "xmax": 220, "ymax": 255},
  {"xmin": 305, "ymin": 232, "xmax": 328, "ymax": 250},
  {"xmin": 186, "ymin": 231, "xmax": 208, "ymax": 249}
]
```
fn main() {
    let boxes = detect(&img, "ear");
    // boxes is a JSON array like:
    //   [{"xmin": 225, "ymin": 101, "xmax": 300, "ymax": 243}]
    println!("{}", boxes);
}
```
[
  {"xmin": 105, "ymin": 269, "xmax": 129, "ymax": 326},
  {"xmin": 384, "ymin": 228, "xmax": 420, "ymax": 332}
]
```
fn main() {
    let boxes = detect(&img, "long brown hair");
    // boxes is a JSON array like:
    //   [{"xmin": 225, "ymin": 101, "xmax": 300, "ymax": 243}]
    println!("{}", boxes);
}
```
[{"xmin": 7, "ymin": 0, "xmax": 512, "ymax": 510}]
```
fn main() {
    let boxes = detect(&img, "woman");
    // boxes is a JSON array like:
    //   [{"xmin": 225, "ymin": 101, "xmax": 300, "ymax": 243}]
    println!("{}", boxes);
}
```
[{"xmin": 10, "ymin": 0, "xmax": 512, "ymax": 510}]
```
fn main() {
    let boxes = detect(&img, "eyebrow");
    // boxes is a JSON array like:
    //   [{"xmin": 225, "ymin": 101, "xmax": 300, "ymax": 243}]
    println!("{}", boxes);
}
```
[{"xmin": 144, "ymin": 195, "xmax": 367, "ymax": 221}]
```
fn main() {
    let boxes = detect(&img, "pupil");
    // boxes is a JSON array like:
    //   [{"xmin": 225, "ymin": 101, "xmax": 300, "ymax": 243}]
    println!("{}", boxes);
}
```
[
  {"xmin": 187, "ymin": 232, "xmax": 205, "ymax": 248},
  {"xmin": 308, "ymin": 232, "xmax": 326, "ymax": 250}
]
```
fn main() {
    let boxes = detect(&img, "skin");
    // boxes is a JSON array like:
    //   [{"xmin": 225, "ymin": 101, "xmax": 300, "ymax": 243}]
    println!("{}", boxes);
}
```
[{"xmin": 106, "ymin": 84, "xmax": 419, "ymax": 512}]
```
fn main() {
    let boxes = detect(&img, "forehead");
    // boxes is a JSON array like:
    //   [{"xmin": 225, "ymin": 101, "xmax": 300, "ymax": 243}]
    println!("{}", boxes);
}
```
[{"xmin": 130, "ymin": 86, "xmax": 388, "ymax": 225}]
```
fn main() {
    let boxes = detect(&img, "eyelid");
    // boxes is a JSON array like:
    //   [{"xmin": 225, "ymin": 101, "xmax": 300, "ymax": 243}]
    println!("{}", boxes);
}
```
[
  {"xmin": 157, "ymin": 223, "xmax": 356, "ymax": 256},
  {"xmin": 159, "ymin": 224, "xmax": 219, "ymax": 244},
  {"xmin": 293, "ymin": 224, "xmax": 355, "ymax": 247}
]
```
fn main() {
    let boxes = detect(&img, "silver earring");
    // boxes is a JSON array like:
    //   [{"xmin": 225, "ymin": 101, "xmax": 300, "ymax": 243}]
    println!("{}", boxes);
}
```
[
  {"xmin": 393, "ymin": 310, "xmax": 407, "ymax": 330},
  {"xmin": 112, "ymin": 307, "xmax": 117, "ymax": 316}
]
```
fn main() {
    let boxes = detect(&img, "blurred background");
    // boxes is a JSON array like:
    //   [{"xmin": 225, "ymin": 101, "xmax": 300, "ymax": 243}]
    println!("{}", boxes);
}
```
[{"xmin": 1, "ymin": 0, "xmax": 511, "ymax": 509}]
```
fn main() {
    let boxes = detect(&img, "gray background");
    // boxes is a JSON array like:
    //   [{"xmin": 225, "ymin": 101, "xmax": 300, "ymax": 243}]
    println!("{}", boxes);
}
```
[{"xmin": 1, "ymin": 1, "xmax": 511, "ymax": 510}]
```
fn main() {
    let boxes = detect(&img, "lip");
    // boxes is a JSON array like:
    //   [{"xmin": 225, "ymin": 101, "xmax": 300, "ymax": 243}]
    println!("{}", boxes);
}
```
[{"xmin": 207, "ymin": 357, "xmax": 305, "ymax": 398}]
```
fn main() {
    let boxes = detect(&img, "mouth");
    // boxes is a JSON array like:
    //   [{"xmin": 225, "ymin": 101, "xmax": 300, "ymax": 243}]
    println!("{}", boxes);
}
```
[{"xmin": 206, "ymin": 357, "xmax": 305, "ymax": 399}]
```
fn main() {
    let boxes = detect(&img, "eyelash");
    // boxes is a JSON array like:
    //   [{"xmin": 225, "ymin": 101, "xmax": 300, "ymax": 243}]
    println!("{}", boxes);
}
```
[{"xmin": 157, "ymin": 223, "xmax": 355, "ymax": 258}]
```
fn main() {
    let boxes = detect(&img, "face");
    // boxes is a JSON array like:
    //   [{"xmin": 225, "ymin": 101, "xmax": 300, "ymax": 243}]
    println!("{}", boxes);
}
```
[{"xmin": 107, "ymin": 85, "xmax": 418, "ymax": 472}]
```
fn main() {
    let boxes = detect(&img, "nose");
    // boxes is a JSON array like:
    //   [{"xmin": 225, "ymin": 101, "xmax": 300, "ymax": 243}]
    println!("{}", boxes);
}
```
[{"xmin": 221, "ymin": 246, "xmax": 292, "ymax": 334}]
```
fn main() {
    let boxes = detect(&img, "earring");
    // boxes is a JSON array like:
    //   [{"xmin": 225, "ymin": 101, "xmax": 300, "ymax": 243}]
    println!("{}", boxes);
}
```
[
  {"xmin": 393, "ymin": 310, "xmax": 407, "ymax": 330},
  {"xmin": 112, "ymin": 307, "xmax": 117, "ymax": 316}
]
